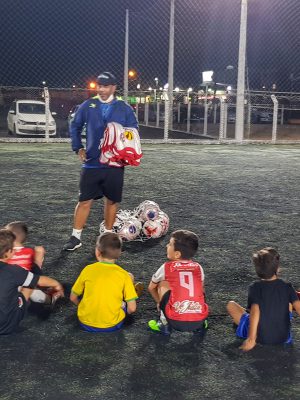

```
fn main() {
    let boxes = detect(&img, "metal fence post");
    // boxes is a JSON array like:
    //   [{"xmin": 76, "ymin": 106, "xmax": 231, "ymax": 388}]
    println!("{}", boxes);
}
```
[
  {"xmin": 219, "ymin": 98, "xmax": 226, "ymax": 140},
  {"xmin": 271, "ymin": 94, "xmax": 278, "ymax": 143},
  {"xmin": 123, "ymin": 9, "xmax": 129, "ymax": 103},
  {"xmin": 167, "ymin": 0, "xmax": 175, "ymax": 132},
  {"xmin": 187, "ymin": 99, "xmax": 191, "ymax": 133},
  {"xmin": 177, "ymin": 102, "xmax": 181, "ymax": 123},
  {"xmin": 136, "ymin": 102, "xmax": 139, "ymax": 122},
  {"xmin": 144, "ymin": 101, "xmax": 149, "ymax": 126},
  {"xmin": 203, "ymin": 84, "xmax": 208, "ymax": 135},
  {"xmin": 163, "ymin": 90, "xmax": 170, "ymax": 142},
  {"xmin": 280, "ymin": 105, "xmax": 284, "ymax": 125},
  {"xmin": 235, "ymin": 0, "xmax": 248, "ymax": 142},
  {"xmin": 213, "ymin": 103, "xmax": 217, "ymax": 124},
  {"xmin": 44, "ymin": 87, "xmax": 50, "ymax": 142},
  {"xmin": 156, "ymin": 101, "xmax": 160, "ymax": 127}
]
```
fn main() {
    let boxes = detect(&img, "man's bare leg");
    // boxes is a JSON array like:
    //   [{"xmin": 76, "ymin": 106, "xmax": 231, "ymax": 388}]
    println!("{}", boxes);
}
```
[
  {"xmin": 74, "ymin": 199, "xmax": 94, "ymax": 229},
  {"xmin": 104, "ymin": 198, "xmax": 118, "ymax": 230},
  {"xmin": 64, "ymin": 199, "xmax": 93, "ymax": 250}
]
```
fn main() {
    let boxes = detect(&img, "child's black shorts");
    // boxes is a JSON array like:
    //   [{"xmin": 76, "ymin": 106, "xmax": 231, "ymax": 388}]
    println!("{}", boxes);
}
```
[
  {"xmin": 79, "ymin": 167, "xmax": 124, "ymax": 203},
  {"xmin": 160, "ymin": 290, "xmax": 207, "ymax": 332},
  {"xmin": 0, "ymin": 293, "xmax": 27, "ymax": 335}
]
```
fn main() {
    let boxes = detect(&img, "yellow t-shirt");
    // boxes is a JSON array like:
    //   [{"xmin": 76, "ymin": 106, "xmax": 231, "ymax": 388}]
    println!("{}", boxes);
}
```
[{"xmin": 71, "ymin": 261, "xmax": 138, "ymax": 328}]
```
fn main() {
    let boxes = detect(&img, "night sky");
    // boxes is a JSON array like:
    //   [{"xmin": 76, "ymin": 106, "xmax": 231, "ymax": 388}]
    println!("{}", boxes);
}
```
[{"xmin": 1, "ymin": 0, "xmax": 300, "ymax": 91}]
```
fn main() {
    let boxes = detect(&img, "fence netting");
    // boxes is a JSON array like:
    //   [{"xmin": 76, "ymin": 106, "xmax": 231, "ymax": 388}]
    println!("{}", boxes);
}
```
[{"xmin": 0, "ymin": 0, "xmax": 300, "ymax": 143}]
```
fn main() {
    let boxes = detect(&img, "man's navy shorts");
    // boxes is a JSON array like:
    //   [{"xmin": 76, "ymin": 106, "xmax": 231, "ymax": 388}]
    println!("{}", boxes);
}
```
[{"xmin": 79, "ymin": 167, "xmax": 124, "ymax": 202}]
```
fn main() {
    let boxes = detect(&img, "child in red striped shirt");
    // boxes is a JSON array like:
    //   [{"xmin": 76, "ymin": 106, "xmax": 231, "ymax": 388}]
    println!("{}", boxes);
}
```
[
  {"xmin": 5, "ymin": 221, "xmax": 45, "ymax": 273},
  {"xmin": 5, "ymin": 221, "xmax": 59, "ymax": 306}
]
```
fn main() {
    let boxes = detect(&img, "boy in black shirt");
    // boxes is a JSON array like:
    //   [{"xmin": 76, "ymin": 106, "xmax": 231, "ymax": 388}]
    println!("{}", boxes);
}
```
[
  {"xmin": 227, "ymin": 247, "xmax": 300, "ymax": 351},
  {"xmin": 0, "ymin": 229, "xmax": 64, "ymax": 334}
]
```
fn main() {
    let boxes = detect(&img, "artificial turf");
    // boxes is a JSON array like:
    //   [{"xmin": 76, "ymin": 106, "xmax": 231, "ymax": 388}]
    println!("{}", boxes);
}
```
[{"xmin": 0, "ymin": 143, "xmax": 299, "ymax": 399}]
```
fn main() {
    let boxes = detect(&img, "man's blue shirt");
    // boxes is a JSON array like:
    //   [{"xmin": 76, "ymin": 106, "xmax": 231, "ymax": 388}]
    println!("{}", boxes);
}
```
[{"xmin": 70, "ymin": 96, "xmax": 138, "ymax": 168}]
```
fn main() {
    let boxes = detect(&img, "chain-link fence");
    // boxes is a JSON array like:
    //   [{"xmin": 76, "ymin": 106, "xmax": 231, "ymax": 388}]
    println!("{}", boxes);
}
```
[{"xmin": 1, "ymin": 0, "xmax": 300, "ymax": 143}]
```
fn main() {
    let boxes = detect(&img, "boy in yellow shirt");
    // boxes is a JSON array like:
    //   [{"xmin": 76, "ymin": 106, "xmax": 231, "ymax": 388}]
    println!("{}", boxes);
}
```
[{"xmin": 70, "ymin": 232, "xmax": 143, "ymax": 332}]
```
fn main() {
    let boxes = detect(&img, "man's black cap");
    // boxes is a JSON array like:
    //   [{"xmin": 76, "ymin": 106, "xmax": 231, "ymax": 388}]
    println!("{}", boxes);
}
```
[{"xmin": 97, "ymin": 72, "xmax": 117, "ymax": 86}]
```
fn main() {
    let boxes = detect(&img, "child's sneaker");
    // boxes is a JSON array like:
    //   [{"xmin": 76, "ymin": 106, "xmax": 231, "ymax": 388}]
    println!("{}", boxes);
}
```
[
  {"xmin": 148, "ymin": 319, "xmax": 171, "ymax": 335},
  {"xmin": 135, "ymin": 282, "xmax": 144, "ymax": 298}
]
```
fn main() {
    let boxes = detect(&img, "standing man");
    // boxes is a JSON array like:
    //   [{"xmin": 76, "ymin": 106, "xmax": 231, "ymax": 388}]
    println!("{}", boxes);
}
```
[{"xmin": 64, "ymin": 72, "xmax": 138, "ymax": 251}]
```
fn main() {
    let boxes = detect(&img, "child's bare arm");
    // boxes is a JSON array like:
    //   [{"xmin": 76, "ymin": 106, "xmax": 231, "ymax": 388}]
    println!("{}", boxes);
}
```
[
  {"xmin": 34, "ymin": 246, "xmax": 45, "ymax": 268},
  {"xmin": 70, "ymin": 291, "xmax": 80, "ymax": 305},
  {"xmin": 292, "ymin": 299, "xmax": 300, "ymax": 316},
  {"xmin": 37, "ymin": 275, "xmax": 64, "ymax": 297},
  {"xmin": 240, "ymin": 303, "xmax": 260, "ymax": 352},
  {"xmin": 148, "ymin": 281, "xmax": 160, "ymax": 304},
  {"xmin": 126, "ymin": 300, "xmax": 137, "ymax": 314}
]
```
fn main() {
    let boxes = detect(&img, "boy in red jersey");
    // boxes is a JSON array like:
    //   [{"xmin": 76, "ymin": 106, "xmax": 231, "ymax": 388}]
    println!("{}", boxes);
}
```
[
  {"xmin": 5, "ymin": 221, "xmax": 44, "ymax": 272},
  {"xmin": 148, "ymin": 230, "xmax": 208, "ymax": 335},
  {"xmin": 5, "ymin": 221, "xmax": 60, "ymax": 306},
  {"xmin": 0, "ymin": 229, "xmax": 64, "ymax": 334}
]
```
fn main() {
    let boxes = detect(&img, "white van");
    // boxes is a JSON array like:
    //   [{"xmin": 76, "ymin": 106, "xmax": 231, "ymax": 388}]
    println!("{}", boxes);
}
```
[{"xmin": 7, "ymin": 100, "xmax": 56, "ymax": 136}]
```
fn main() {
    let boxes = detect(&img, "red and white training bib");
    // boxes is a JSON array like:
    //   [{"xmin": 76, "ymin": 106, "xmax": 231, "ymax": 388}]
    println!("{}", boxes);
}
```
[{"xmin": 152, "ymin": 260, "xmax": 209, "ymax": 321}]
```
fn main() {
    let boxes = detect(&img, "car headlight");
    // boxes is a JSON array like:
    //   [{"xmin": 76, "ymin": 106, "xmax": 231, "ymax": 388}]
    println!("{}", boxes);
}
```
[
  {"xmin": 17, "ymin": 119, "xmax": 27, "ymax": 125},
  {"xmin": 49, "ymin": 121, "xmax": 56, "ymax": 126}
]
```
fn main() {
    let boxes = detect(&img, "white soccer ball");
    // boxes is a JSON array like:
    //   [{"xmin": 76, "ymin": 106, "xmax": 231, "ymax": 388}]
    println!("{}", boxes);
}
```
[
  {"xmin": 156, "ymin": 211, "xmax": 170, "ymax": 236},
  {"xmin": 99, "ymin": 213, "xmax": 142, "ymax": 241},
  {"xmin": 135, "ymin": 200, "xmax": 161, "ymax": 222},
  {"xmin": 117, "ymin": 217, "xmax": 142, "ymax": 241},
  {"xmin": 142, "ymin": 219, "xmax": 164, "ymax": 239}
]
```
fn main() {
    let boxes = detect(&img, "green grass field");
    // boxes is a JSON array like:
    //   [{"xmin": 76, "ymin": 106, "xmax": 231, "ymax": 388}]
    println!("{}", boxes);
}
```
[{"xmin": 0, "ymin": 143, "xmax": 299, "ymax": 400}]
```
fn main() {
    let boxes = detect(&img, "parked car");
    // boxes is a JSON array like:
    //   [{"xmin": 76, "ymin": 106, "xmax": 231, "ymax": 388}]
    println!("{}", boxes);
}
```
[
  {"xmin": 7, "ymin": 100, "xmax": 56, "ymax": 136},
  {"xmin": 68, "ymin": 104, "xmax": 86, "ymax": 136}
]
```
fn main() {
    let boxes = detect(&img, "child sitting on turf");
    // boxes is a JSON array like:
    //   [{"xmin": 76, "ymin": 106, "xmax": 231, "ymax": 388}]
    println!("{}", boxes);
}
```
[
  {"xmin": 148, "ymin": 230, "xmax": 209, "ymax": 335},
  {"xmin": 5, "ymin": 221, "xmax": 58, "ymax": 305},
  {"xmin": 5, "ymin": 221, "xmax": 45, "ymax": 272},
  {"xmin": 70, "ymin": 232, "xmax": 143, "ymax": 332},
  {"xmin": 227, "ymin": 247, "xmax": 300, "ymax": 351},
  {"xmin": 0, "ymin": 229, "xmax": 64, "ymax": 335}
]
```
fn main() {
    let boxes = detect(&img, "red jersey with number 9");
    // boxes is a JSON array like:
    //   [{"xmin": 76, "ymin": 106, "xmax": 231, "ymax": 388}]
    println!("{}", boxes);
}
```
[{"xmin": 163, "ymin": 260, "xmax": 208, "ymax": 321}]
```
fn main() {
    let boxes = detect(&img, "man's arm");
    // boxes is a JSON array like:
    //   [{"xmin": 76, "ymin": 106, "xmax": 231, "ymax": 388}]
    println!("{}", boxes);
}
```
[
  {"xmin": 70, "ymin": 102, "xmax": 87, "ymax": 153},
  {"xmin": 240, "ymin": 303, "xmax": 260, "ymax": 351}
]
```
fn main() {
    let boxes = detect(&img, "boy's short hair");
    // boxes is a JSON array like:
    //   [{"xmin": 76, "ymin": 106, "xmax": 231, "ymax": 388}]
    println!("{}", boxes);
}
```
[
  {"xmin": 0, "ymin": 229, "xmax": 16, "ymax": 258},
  {"xmin": 252, "ymin": 247, "xmax": 280, "ymax": 279},
  {"xmin": 5, "ymin": 221, "xmax": 28, "ymax": 244},
  {"xmin": 171, "ymin": 230, "xmax": 199, "ymax": 259},
  {"xmin": 96, "ymin": 232, "xmax": 122, "ymax": 259}
]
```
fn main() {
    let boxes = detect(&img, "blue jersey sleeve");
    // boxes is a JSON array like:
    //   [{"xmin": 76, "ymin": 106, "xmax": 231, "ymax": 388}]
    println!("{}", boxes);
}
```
[{"xmin": 70, "ymin": 102, "xmax": 87, "ymax": 152}]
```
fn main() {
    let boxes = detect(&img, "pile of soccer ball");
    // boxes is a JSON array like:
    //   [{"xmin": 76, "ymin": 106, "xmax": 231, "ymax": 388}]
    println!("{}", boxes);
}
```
[{"xmin": 99, "ymin": 200, "xmax": 169, "ymax": 241}]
